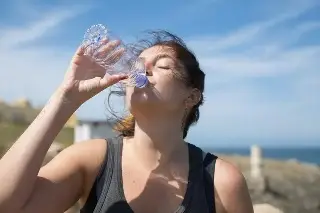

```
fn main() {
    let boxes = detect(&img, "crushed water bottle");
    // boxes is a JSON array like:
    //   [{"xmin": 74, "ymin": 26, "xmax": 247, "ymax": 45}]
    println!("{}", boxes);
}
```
[{"xmin": 81, "ymin": 24, "xmax": 148, "ymax": 88}]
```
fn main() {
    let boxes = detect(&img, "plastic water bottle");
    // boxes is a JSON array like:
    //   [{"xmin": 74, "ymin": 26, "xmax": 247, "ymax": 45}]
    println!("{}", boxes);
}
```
[{"xmin": 81, "ymin": 24, "xmax": 148, "ymax": 88}]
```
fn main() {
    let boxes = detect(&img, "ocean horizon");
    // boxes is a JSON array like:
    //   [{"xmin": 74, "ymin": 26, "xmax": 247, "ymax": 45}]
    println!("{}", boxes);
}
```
[{"xmin": 204, "ymin": 147, "xmax": 320, "ymax": 165}]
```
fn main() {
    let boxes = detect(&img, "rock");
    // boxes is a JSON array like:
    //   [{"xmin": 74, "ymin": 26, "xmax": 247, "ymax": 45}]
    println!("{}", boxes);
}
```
[
  {"xmin": 246, "ymin": 175, "xmax": 267, "ymax": 194},
  {"xmin": 219, "ymin": 154, "xmax": 320, "ymax": 213},
  {"xmin": 253, "ymin": 203, "xmax": 283, "ymax": 213}
]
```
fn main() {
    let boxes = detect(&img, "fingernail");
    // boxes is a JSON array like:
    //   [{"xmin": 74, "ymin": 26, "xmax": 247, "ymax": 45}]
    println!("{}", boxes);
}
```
[{"xmin": 120, "ymin": 74, "xmax": 128, "ymax": 79}]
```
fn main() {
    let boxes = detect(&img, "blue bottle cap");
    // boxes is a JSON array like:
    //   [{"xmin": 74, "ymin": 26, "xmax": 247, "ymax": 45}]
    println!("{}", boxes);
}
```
[{"xmin": 135, "ymin": 74, "xmax": 148, "ymax": 88}]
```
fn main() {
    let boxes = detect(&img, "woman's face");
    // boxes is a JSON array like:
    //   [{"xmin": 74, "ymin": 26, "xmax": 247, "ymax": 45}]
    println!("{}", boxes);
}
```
[{"xmin": 125, "ymin": 45, "xmax": 191, "ymax": 115}]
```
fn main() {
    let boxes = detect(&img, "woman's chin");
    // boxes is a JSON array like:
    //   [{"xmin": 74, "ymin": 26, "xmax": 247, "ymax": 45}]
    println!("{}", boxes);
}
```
[
  {"xmin": 129, "ymin": 95, "xmax": 162, "ymax": 112},
  {"xmin": 126, "ymin": 87, "xmax": 164, "ymax": 112}
]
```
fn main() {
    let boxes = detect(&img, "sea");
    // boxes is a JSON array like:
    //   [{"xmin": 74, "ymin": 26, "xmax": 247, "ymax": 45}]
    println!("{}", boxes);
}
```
[{"xmin": 205, "ymin": 147, "xmax": 320, "ymax": 165}]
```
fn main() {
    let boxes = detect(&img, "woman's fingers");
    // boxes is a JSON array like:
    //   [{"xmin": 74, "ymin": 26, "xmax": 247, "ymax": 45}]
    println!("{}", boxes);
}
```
[
  {"xmin": 78, "ymin": 38, "xmax": 109, "ymax": 58},
  {"xmin": 103, "ymin": 48, "xmax": 125, "ymax": 64},
  {"xmin": 94, "ymin": 40, "xmax": 121, "ymax": 59},
  {"xmin": 75, "ymin": 45, "xmax": 86, "ymax": 56},
  {"xmin": 100, "ymin": 73, "xmax": 128, "ymax": 88}
]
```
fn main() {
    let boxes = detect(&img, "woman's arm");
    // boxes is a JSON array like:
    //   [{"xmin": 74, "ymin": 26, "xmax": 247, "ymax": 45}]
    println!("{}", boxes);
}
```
[
  {"xmin": 0, "ymin": 40, "xmax": 125, "ymax": 213},
  {"xmin": 23, "ymin": 138, "xmax": 107, "ymax": 213},
  {"xmin": 0, "ymin": 90, "xmax": 79, "ymax": 213},
  {"xmin": 0, "ymin": 90, "xmax": 107, "ymax": 213}
]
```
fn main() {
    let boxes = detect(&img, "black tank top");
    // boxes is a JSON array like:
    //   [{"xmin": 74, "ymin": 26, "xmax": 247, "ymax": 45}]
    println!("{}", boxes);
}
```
[{"xmin": 81, "ymin": 136, "xmax": 217, "ymax": 213}]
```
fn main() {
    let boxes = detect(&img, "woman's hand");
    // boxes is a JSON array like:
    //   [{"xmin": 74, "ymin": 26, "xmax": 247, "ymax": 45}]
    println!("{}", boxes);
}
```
[{"xmin": 60, "ymin": 39, "xmax": 127, "ymax": 107}]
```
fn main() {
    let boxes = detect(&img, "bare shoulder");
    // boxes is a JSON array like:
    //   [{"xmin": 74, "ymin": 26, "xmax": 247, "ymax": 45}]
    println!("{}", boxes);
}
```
[
  {"xmin": 39, "ymin": 138, "xmax": 108, "ymax": 206},
  {"xmin": 22, "ymin": 139, "xmax": 109, "ymax": 213},
  {"xmin": 61, "ymin": 139, "xmax": 108, "ymax": 201},
  {"xmin": 65, "ymin": 138, "xmax": 108, "ymax": 205},
  {"xmin": 65, "ymin": 138, "xmax": 108, "ymax": 172},
  {"xmin": 41, "ymin": 138, "xmax": 107, "ymax": 175},
  {"xmin": 214, "ymin": 158, "xmax": 254, "ymax": 213}
]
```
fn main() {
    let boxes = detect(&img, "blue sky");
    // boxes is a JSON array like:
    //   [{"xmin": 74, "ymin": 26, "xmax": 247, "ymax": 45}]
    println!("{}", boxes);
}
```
[{"xmin": 0, "ymin": 0, "xmax": 319, "ymax": 147}]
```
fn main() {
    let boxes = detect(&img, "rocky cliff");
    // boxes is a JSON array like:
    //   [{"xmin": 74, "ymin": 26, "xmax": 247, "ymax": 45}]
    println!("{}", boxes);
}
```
[{"xmin": 219, "ymin": 154, "xmax": 320, "ymax": 213}]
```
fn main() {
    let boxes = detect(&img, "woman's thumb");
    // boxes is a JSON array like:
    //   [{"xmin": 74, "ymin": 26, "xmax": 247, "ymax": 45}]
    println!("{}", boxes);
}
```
[{"xmin": 100, "ymin": 74, "xmax": 128, "ymax": 88}]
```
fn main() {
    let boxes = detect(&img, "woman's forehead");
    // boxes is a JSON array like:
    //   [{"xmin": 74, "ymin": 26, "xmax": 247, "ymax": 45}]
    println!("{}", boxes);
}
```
[{"xmin": 139, "ymin": 45, "xmax": 175, "ymax": 59}]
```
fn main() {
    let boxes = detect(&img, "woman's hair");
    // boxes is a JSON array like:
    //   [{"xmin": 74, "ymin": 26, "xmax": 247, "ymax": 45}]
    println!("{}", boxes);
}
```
[{"xmin": 108, "ymin": 30, "xmax": 205, "ymax": 139}]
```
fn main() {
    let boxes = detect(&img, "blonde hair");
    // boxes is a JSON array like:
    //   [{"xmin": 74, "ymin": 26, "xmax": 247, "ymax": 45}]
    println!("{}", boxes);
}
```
[{"xmin": 114, "ymin": 114, "xmax": 135, "ymax": 137}]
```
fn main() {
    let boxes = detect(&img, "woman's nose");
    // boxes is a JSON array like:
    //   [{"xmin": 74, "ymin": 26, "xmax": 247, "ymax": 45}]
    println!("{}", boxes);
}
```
[
  {"xmin": 146, "ymin": 69, "xmax": 153, "ymax": 76},
  {"xmin": 145, "ymin": 61, "xmax": 153, "ymax": 76}
]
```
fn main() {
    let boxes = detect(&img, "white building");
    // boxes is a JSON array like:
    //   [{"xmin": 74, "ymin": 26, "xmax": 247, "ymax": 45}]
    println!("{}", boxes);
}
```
[{"xmin": 74, "ymin": 119, "xmax": 118, "ymax": 143}]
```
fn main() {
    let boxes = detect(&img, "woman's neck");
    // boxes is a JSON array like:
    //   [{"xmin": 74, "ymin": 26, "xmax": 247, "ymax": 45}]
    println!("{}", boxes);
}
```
[{"xmin": 126, "ymin": 112, "xmax": 187, "ymax": 171}]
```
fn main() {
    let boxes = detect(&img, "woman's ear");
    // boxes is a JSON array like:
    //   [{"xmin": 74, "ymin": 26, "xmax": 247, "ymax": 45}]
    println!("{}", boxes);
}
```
[{"xmin": 185, "ymin": 88, "xmax": 201, "ymax": 108}]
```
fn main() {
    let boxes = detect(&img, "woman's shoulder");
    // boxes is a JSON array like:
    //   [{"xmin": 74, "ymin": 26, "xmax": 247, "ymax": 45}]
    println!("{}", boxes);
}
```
[
  {"xmin": 71, "ymin": 138, "xmax": 108, "ymax": 168},
  {"xmin": 59, "ymin": 138, "xmax": 109, "ymax": 179},
  {"xmin": 213, "ymin": 157, "xmax": 254, "ymax": 212},
  {"xmin": 46, "ymin": 138, "xmax": 108, "ymax": 173},
  {"xmin": 189, "ymin": 144, "xmax": 253, "ymax": 212},
  {"xmin": 188, "ymin": 144, "xmax": 242, "ymax": 181},
  {"xmin": 214, "ymin": 157, "xmax": 245, "ymax": 187},
  {"xmin": 59, "ymin": 138, "xmax": 108, "ymax": 169},
  {"xmin": 56, "ymin": 138, "xmax": 110, "ymax": 205}
]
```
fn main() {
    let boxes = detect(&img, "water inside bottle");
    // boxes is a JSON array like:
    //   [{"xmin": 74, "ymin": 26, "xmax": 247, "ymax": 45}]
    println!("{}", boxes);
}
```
[{"xmin": 81, "ymin": 24, "xmax": 148, "ymax": 88}]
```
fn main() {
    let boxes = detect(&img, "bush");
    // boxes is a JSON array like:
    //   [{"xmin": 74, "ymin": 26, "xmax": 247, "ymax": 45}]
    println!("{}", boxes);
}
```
[{"xmin": 9, "ymin": 112, "xmax": 28, "ymax": 125}]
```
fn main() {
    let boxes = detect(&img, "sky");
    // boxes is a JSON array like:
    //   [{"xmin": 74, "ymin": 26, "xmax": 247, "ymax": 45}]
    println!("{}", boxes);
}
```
[{"xmin": 0, "ymin": 0, "xmax": 319, "ymax": 147}]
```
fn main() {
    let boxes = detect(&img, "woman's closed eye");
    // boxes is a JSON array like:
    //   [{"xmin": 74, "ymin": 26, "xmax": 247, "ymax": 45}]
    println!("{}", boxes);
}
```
[
  {"xmin": 154, "ymin": 57, "xmax": 175, "ymax": 70},
  {"xmin": 156, "ymin": 61, "xmax": 173, "ymax": 70},
  {"xmin": 157, "ymin": 66, "xmax": 171, "ymax": 70}
]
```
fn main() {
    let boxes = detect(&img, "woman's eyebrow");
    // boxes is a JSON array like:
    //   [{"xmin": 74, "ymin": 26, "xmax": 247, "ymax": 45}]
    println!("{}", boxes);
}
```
[
  {"xmin": 153, "ymin": 53, "xmax": 175, "ymax": 62},
  {"xmin": 139, "ymin": 53, "xmax": 178, "ymax": 68},
  {"xmin": 138, "ymin": 54, "xmax": 174, "ymax": 62}
]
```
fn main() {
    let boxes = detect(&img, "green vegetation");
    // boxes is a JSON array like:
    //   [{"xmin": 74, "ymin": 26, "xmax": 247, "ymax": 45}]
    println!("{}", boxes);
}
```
[
  {"xmin": 0, "ymin": 102, "xmax": 39, "ymax": 124},
  {"xmin": 0, "ymin": 101, "xmax": 74, "ymax": 157},
  {"xmin": 0, "ymin": 123, "xmax": 74, "ymax": 157}
]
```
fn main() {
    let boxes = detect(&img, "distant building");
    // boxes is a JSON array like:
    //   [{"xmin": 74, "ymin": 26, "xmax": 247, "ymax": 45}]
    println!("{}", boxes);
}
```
[{"xmin": 74, "ymin": 119, "xmax": 118, "ymax": 143}]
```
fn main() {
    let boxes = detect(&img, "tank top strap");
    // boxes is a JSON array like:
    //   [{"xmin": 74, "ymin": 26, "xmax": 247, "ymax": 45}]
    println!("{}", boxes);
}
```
[
  {"xmin": 202, "ymin": 151, "xmax": 218, "ymax": 213},
  {"xmin": 185, "ymin": 143, "xmax": 217, "ymax": 213},
  {"xmin": 203, "ymin": 152, "xmax": 217, "ymax": 179}
]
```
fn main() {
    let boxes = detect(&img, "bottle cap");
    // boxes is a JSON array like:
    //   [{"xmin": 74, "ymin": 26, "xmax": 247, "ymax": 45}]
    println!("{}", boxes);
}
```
[{"xmin": 135, "ymin": 73, "xmax": 148, "ymax": 88}]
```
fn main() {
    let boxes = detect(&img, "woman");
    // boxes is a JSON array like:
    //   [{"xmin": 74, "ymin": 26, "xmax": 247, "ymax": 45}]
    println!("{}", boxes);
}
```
[{"xmin": 0, "ymin": 31, "xmax": 253, "ymax": 213}]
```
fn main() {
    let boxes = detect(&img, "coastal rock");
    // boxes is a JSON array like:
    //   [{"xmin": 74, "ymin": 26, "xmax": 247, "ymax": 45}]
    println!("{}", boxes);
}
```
[
  {"xmin": 253, "ymin": 203, "xmax": 283, "ymax": 213},
  {"xmin": 219, "ymin": 154, "xmax": 320, "ymax": 213}
]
